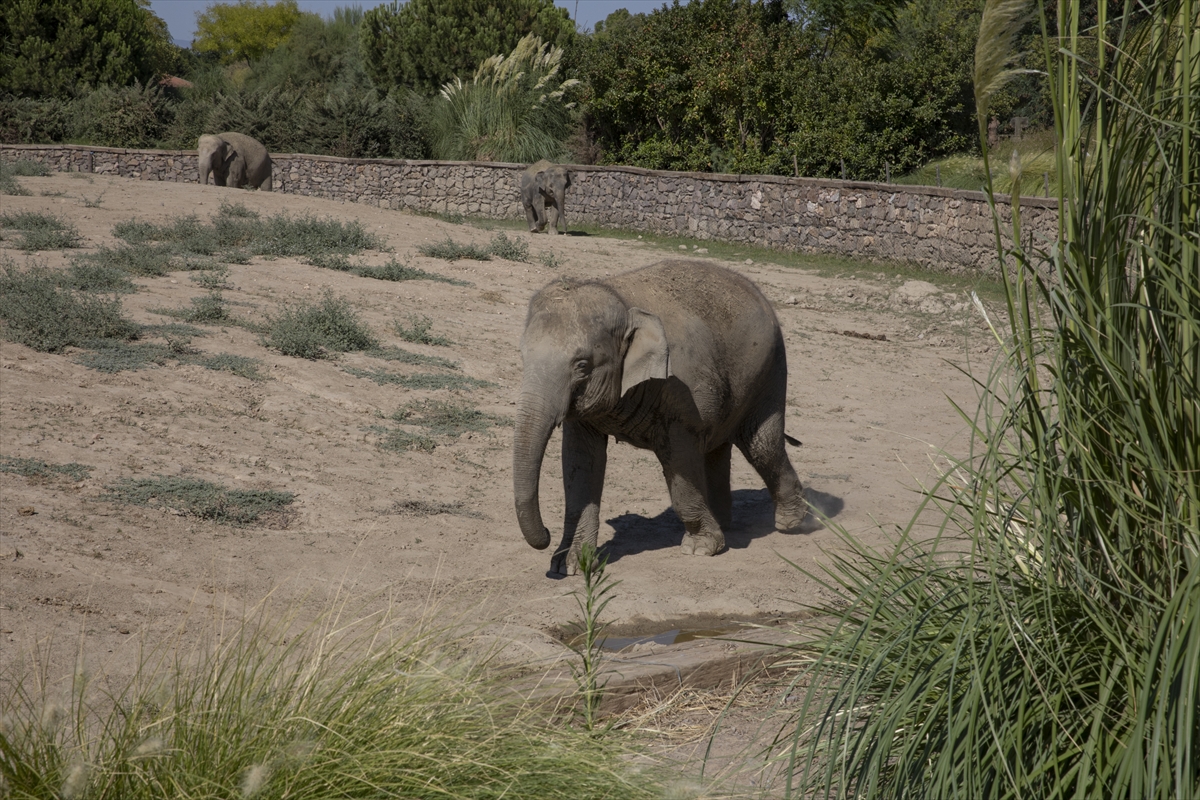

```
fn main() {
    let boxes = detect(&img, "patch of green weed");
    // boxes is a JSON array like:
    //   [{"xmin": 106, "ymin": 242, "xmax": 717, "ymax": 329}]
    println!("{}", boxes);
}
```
[
  {"xmin": 74, "ymin": 340, "xmax": 171, "ymax": 372},
  {"xmin": 390, "ymin": 399, "xmax": 508, "ymax": 437},
  {"xmin": 72, "ymin": 242, "xmax": 177, "ymax": 277},
  {"xmin": 2, "ymin": 160, "xmax": 50, "ymax": 177},
  {"xmin": 102, "ymin": 475, "xmax": 293, "ymax": 524},
  {"xmin": 389, "ymin": 499, "xmax": 484, "ymax": 518},
  {"xmin": 367, "ymin": 345, "xmax": 458, "ymax": 370},
  {"xmin": 0, "ymin": 457, "xmax": 92, "ymax": 482},
  {"xmin": 307, "ymin": 252, "xmax": 356, "ymax": 271},
  {"xmin": 267, "ymin": 291, "xmax": 378, "ymax": 359},
  {"xmin": 354, "ymin": 258, "xmax": 468, "ymax": 285},
  {"xmin": 191, "ymin": 267, "xmax": 231, "ymax": 289},
  {"xmin": 373, "ymin": 426, "xmax": 438, "ymax": 453},
  {"xmin": 217, "ymin": 200, "xmax": 259, "ymax": 219},
  {"xmin": 0, "ymin": 263, "xmax": 139, "ymax": 352},
  {"xmin": 192, "ymin": 352, "xmax": 264, "ymax": 380},
  {"xmin": 345, "ymin": 367, "xmax": 491, "ymax": 390},
  {"xmin": 418, "ymin": 237, "xmax": 492, "ymax": 262},
  {"xmin": 62, "ymin": 262, "xmax": 136, "ymax": 293},
  {"xmin": 0, "ymin": 212, "xmax": 82, "ymax": 251},
  {"xmin": 392, "ymin": 314, "xmax": 452, "ymax": 347}
]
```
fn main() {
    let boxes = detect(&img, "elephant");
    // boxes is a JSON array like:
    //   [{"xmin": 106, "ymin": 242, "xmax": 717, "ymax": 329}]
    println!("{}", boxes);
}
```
[
  {"xmin": 197, "ymin": 132, "xmax": 273, "ymax": 191},
  {"xmin": 519, "ymin": 160, "xmax": 571, "ymax": 235},
  {"xmin": 513, "ymin": 259, "xmax": 809, "ymax": 576}
]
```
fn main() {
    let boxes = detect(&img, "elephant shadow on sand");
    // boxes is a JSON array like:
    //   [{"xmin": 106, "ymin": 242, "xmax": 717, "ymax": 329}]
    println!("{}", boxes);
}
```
[{"xmin": 599, "ymin": 486, "xmax": 844, "ymax": 565}]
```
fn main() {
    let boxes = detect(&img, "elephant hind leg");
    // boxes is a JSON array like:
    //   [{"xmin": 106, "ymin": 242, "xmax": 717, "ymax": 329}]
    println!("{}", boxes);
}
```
[
  {"xmin": 736, "ymin": 409, "xmax": 807, "ymax": 532},
  {"xmin": 705, "ymin": 442, "xmax": 733, "ymax": 531}
]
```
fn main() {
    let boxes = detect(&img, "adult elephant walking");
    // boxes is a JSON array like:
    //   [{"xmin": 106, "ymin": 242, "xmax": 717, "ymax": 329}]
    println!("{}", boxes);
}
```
[
  {"xmin": 519, "ymin": 160, "xmax": 571, "ymax": 234},
  {"xmin": 197, "ymin": 132, "xmax": 273, "ymax": 190},
  {"xmin": 513, "ymin": 260, "xmax": 808, "ymax": 576}
]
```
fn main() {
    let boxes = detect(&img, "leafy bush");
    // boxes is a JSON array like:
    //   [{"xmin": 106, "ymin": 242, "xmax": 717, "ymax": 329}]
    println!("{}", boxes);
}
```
[
  {"xmin": 72, "ymin": 243, "xmax": 177, "ymax": 277},
  {"xmin": 368, "ymin": 345, "xmax": 458, "ymax": 370},
  {"xmin": 578, "ymin": 0, "xmax": 978, "ymax": 178},
  {"xmin": 345, "ymin": 367, "xmax": 490, "ymax": 390},
  {"xmin": 0, "ymin": 263, "xmax": 139, "ymax": 352},
  {"xmin": 0, "ymin": 212, "xmax": 82, "ymax": 250},
  {"xmin": 103, "ymin": 475, "xmax": 293, "ymax": 524},
  {"xmin": 0, "ymin": 96, "xmax": 72, "ymax": 144},
  {"xmin": 2, "ymin": 160, "xmax": 50, "ymax": 177},
  {"xmin": 267, "ymin": 291, "xmax": 378, "ymax": 359},
  {"xmin": 183, "ymin": 291, "xmax": 228, "ymax": 322},
  {"xmin": 63, "ymin": 262, "xmax": 137, "ymax": 293},
  {"xmin": 431, "ymin": 34, "xmax": 578, "ymax": 163}
]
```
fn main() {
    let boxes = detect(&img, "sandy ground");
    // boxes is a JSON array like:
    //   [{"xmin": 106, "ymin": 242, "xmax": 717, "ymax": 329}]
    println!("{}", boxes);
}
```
[{"xmin": 1, "ymin": 172, "xmax": 997, "ymax": 789}]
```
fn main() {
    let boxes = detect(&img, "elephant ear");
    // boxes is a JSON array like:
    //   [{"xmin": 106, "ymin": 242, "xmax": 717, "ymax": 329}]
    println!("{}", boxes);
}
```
[{"xmin": 621, "ymin": 307, "xmax": 670, "ymax": 395}]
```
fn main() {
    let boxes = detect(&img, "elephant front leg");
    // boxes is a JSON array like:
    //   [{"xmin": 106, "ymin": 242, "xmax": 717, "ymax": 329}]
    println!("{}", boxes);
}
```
[
  {"xmin": 660, "ymin": 427, "xmax": 726, "ymax": 556},
  {"xmin": 552, "ymin": 420, "xmax": 608, "ymax": 576},
  {"xmin": 523, "ymin": 201, "xmax": 541, "ymax": 233}
]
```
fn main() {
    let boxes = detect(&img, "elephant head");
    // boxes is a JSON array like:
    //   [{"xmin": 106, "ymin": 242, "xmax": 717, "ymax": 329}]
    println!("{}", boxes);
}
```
[
  {"xmin": 197, "ymin": 134, "xmax": 234, "ymax": 187},
  {"xmin": 513, "ymin": 280, "xmax": 669, "ymax": 550}
]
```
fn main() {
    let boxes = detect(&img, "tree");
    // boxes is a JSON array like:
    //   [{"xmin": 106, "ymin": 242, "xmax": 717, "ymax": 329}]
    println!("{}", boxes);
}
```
[
  {"xmin": 360, "ymin": 0, "xmax": 575, "ymax": 95},
  {"xmin": 194, "ymin": 0, "xmax": 306, "ymax": 65},
  {"xmin": 0, "ymin": 0, "xmax": 177, "ymax": 98}
]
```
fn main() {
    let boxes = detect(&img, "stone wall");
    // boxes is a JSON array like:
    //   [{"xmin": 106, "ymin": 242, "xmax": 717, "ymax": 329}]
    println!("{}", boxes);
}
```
[{"xmin": 2, "ymin": 143, "xmax": 1056, "ymax": 275}]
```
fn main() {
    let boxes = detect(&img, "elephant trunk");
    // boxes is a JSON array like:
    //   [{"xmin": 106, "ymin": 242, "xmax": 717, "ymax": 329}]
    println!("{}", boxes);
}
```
[
  {"xmin": 512, "ymin": 383, "xmax": 565, "ymax": 550},
  {"xmin": 199, "ymin": 161, "xmax": 209, "ymax": 186}
]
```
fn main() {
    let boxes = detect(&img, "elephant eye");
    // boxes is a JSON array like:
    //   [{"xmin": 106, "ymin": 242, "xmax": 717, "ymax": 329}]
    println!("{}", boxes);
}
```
[{"xmin": 573, "ymin": 358, "xmax": 591, "ymax": 374}]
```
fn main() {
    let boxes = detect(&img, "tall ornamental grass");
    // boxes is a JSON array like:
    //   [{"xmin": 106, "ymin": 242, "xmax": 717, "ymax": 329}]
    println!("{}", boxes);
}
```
[
  {"xmin": 774, "ymin": 0, "xmax": 1199, "ymax": 797},
  {"xmin": 430, "ymin": 33, "xmax": 579, "ymax": 163},
  {"xmin": 0, "ymin": 603, "xmax": 662, "ymax": 800}
]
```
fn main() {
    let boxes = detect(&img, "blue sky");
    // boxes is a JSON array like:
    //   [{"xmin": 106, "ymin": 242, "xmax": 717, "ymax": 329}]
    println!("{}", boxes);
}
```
[{"xmin": 147, "ymin": 0, "xmax": 669, "ymax": 45}]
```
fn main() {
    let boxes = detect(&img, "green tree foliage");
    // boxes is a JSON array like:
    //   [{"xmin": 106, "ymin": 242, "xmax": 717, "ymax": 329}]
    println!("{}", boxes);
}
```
[
  {"xmin": 360, "ymin": 0, "xmax": 575, "ymax": 95},
  {"xmin": 577, "ymin": 0, "xmax": 980, "ymax": 179},
  {"xmin": 194, "ymin": 0, "xmax": 305, "ymax": 65},
  {"xmin": 0, "ymin": 0, "xmax": 176, "ymax": 98},
  {"xmin": 431, "ymin": 33, "xmax": 579, "ymax": 162}
]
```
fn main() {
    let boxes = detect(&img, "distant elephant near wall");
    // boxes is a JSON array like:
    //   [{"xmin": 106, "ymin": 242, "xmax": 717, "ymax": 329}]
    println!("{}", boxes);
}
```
[
  {"xmin": 198, "ymin": 132, "xmax": 273, "ymax": 191},
  {"xmin": 520, "ymin": 160, "xmax": 571, "ymax": 235}
]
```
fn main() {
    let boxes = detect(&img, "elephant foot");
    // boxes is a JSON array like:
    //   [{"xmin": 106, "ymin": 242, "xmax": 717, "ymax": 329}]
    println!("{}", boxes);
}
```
[
  {"xmin": 681, "ymin": 532, "xmax": 725, "ymax": 556},
  {"xmin": 775, "ymin": 501, "xmax": 809, "ymax": 533}
]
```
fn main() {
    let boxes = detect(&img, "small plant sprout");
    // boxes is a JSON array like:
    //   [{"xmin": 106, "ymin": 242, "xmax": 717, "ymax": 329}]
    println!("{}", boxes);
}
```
[{"xmin": 565, "ymin": 543, "xmax": 620, "ymax": 731}]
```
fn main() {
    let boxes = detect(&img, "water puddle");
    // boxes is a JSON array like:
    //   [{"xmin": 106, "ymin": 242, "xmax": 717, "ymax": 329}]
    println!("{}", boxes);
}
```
[{"xmin": 598, "ymin": 627, "xmax": 737, "ymax": 652}]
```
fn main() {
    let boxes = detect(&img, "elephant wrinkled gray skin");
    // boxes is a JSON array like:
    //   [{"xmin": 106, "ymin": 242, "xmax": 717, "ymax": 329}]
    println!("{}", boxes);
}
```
[
  {"xmin": 197, "ymin": 132, "xmax": 273, "ymax": 191},
  {"xmin": 513, "ymin": 260, "xmax": 808, "ymax": 576},
  {"xmin": 519, "ymin": 159, "xmax": 571, "ymax": 235}
]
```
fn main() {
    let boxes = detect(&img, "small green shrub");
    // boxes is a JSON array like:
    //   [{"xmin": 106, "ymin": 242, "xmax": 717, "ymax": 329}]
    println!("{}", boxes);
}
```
[
  {"xmin": 216, "ymin": 200, "xmax": 259, "ymax": 219},
  {"xmin": 0, "ymin": 212, "xmax": 82, "ymax": 251},
  {"xmin": 103, "ymin": 475, "xmax": 293, "ymax": 524},
  {"xmin": 393, "ymin": 314, "xmax": 452, "ymax": 346},
  {"xmin": 417, "ymin": 237, "xmax": 492, "ymax": 262},
  {"xmin": 62, "ymin": 263, "xmax": 136, "ymax": 293},
  {"xmin": 539, "ymin": 251, "xmax": 565, "ymax": 269},
  {"xmin": 344, "ymin": 368, "xmax": 490, "ymax": 390},
  {"xmin": 487, "ymin": 232, "xmax": 529, "ymax": 262},
  {"xmin": 306, "ymin": 252, "xmax": 356, "ymax": 271},
  {"xmin": 368, "ymin": 345, "xmax": 458, "ymax": 370},
  {"xmin": 0, "ymin": 264, "xmax": 139, "ymax": 352},
  {"xmin": 183, "ymin": 292, "xmax": 228, "ymax": 323},
  {"xmin": 267, "ymin": 291, "xmax": 378, "ymax": 359},
  {"xmin": 191, "ymin": 267, "xmax": 231, "ymax": 289},
  {"xmin": 0, "ymin": 457, "xmax": 92, "ymax": 482},
  {"xmin": 71, "ymin": 243, "xmax": 177, "ymax": 277},
  {"xmin": 3, "ymin": 160, "xmax": 51, "ymax": 177},
  {"xmin": 355, "ymin": 258, "xmax": 467, "ymax": 285}
]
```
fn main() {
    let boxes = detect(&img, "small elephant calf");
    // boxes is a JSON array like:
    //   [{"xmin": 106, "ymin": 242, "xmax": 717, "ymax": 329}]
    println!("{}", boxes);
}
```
[{"xmin": 519, "ymin": 160, "xmax": 571, "ymax": 234}]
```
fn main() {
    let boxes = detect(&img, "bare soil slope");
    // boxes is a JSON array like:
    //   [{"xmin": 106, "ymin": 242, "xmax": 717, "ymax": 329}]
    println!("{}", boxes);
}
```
[{"xmin": 1, "ymin": 173, "xmax": 992, "ymax": 679}]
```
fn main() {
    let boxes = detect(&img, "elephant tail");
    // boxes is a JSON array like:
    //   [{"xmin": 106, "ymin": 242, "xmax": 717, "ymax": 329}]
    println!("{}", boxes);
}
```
[{"xmin": 785, "ymin": 434, "xmax": 802, "ymax": 447}]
